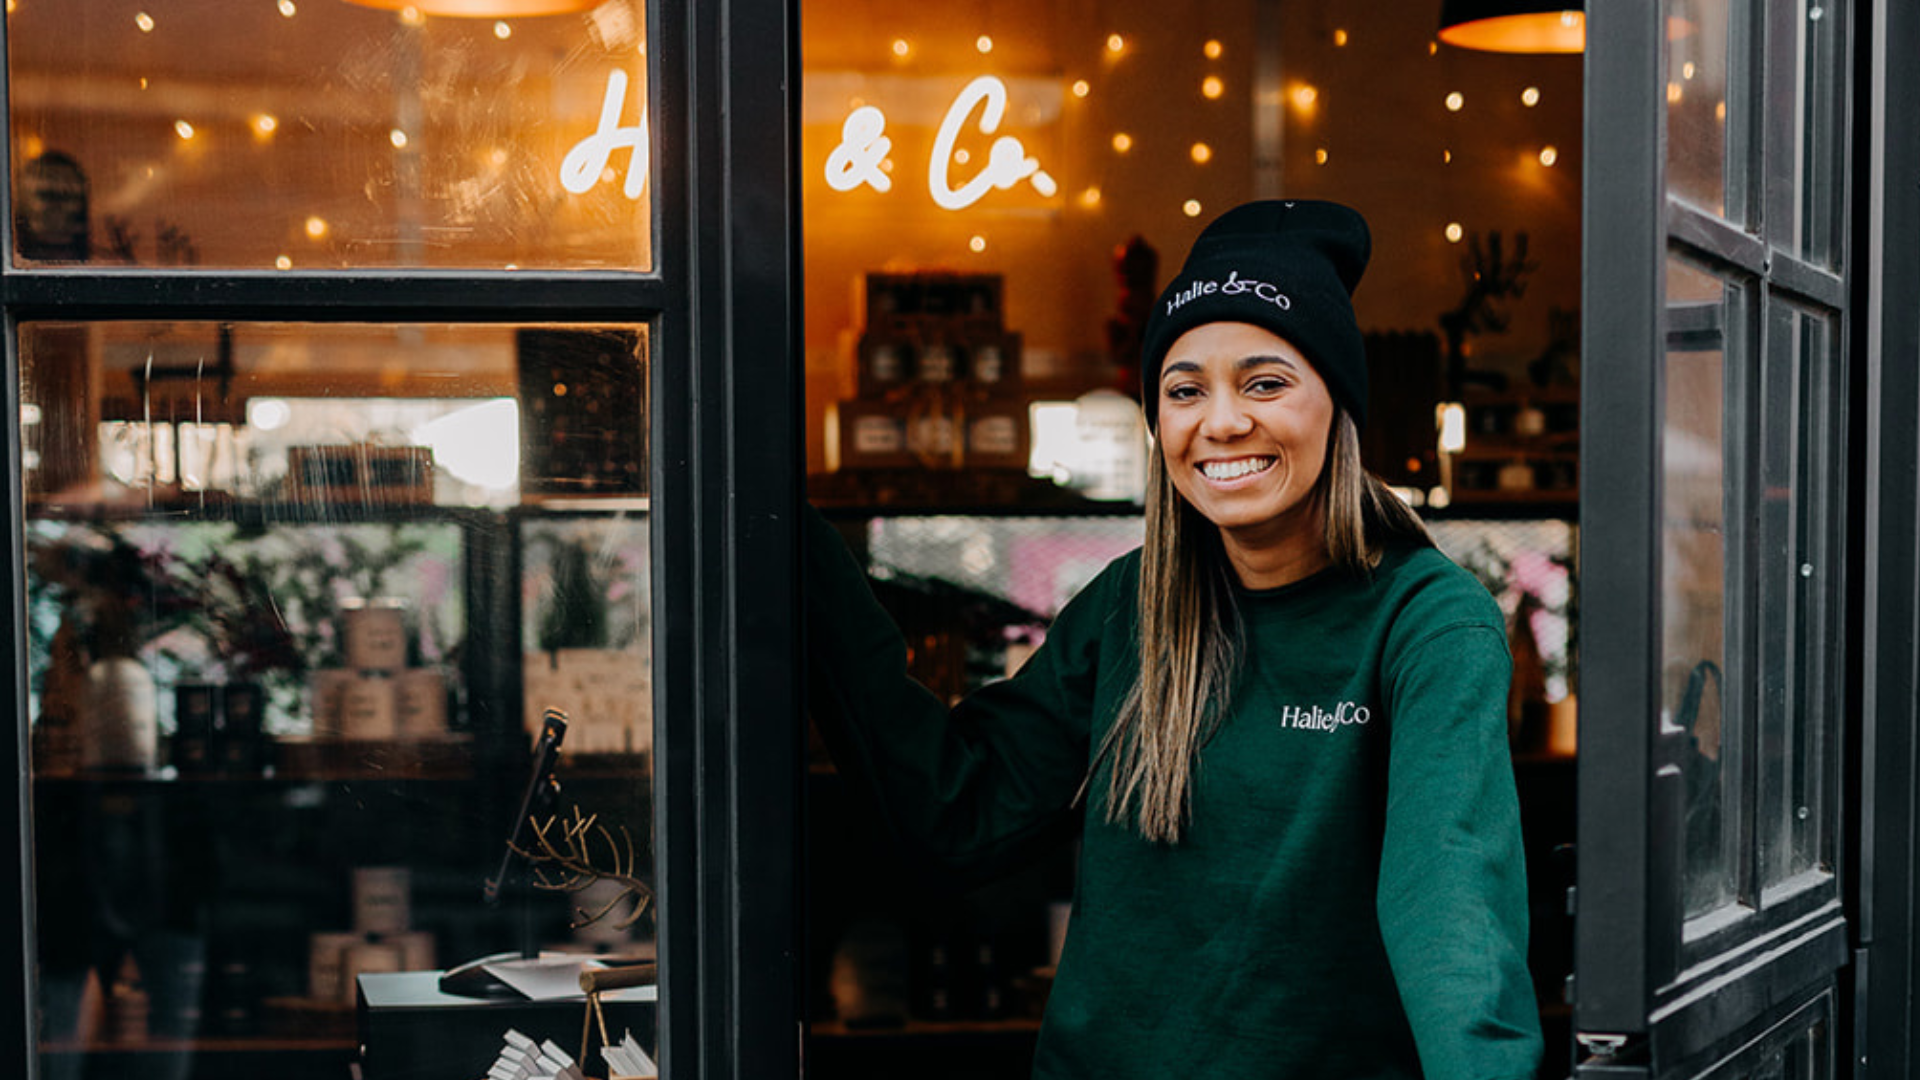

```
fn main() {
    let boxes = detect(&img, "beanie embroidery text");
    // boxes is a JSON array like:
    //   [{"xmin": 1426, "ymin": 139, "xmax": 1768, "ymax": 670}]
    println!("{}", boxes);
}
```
[{"xmin": 1164, "ymin": 269, "xmax": 1293, "ymax": 316}]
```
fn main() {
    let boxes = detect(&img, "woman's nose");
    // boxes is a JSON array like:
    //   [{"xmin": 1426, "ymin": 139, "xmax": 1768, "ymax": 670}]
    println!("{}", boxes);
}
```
[{"xmin": 1200, "ymin": 392, "xmax": 1253, "ymax": 438}]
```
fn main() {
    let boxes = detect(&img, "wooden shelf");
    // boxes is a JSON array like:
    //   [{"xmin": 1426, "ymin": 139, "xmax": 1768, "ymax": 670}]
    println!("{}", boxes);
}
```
[{"xmin": 41, "ymin": 1035, "xmax": 356, "ymax": 1055}]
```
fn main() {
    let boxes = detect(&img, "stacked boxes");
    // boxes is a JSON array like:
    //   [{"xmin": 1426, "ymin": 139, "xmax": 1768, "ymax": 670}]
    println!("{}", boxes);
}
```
[{"xmin": 829, "ymin": 272, "xmax": 1030, "ymax": 474}]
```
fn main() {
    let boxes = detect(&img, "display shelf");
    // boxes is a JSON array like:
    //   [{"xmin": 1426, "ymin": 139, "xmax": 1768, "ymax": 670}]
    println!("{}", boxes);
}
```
[{"xmin": 40, "ymin": 1034, "xmax": 356, "ymax": 1055}]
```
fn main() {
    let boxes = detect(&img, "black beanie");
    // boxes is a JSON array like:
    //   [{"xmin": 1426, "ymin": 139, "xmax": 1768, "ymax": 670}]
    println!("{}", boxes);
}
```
[{"xmin": 1139, "ymin": 199, "xmax": 1372, "ymax": 429}]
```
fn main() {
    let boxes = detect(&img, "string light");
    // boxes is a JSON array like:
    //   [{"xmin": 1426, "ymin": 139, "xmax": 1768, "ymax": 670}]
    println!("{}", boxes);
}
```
[
  {"xmin": 892, "ymin": 39, "xmax": 910, "ymax": 58},
  {"xmin": 1715, "ymin": 101, "xmax": 1727, "ymax": 121},
  {"xmin": 1183, "ymin": 200, "xmax": 1203, "ymax": 218},
  {"xmin": 135, "ymin": 12, "xmax": 155, "ymax": 31},
  {"xmin": 1191, "ymin": 142, "xmax": 1213, "ymax": 164},
  {"xmin": 1112, "ymin": 132, "xmax": 1133, "ymax": 153},
  {"xmin": 969, "ymin": 235, "xmax": 987, "ymax": 253},
  {"xmin": 1202, "ymin": 75, "xmax": 1225, "ymax": 99},
  {"xmin": 1333, "ymin": 28, "xmax": 1348, "ymax": 46},
  {"xmin": 954, "ymin": 149, "xmax": 970, "ymax": 165},
  {"xmin": 1683, "ymin": 61, "xmax": 1696, "ymax": 79},
  {"xmin": 1429, "ymin": 41, "xmax": 1439, "ymax": 55},
  {"xmin": 1443, "ymin": 149, "xmax": 1452, "ymax": 164},
  {"xmin": 1445, "ymin": 91, "xmax": 1465, "ymax": 111},
  {"xmin": 278, "ymin": 0, "xmax": 297, "ymax": 15},
  {"xmin": 1079, "ymin": 186, "xmax": 1102, "ymax": 208},
  {"xmin": 1204, "ymin": 40, "xmax": 1223, "ymax": 59},
  {"xmin": 1072, "ymin": 80, "xmax": 1091, "ymax": 98},
  {"xmin": 1315, "ymin": 148, "xmax": 1329, "ymax": 165},
  {"xmin": 1521, "ymin": 87, "xmax": 1541, "ymax": 106},
  {"xmin": 305, "ymin": 216, "xmax": 329, "ymax": 240},
  {"xmin": 1539, "ymin": 146, "xmax": 1559, "ymax": 166},
  {"xmin": 275, "ymin": 255, "xmax": 293, "ymax": 270},
  {"xmin": 1445, "ymin": 223, "xmax": 1464, "ymax": 243},
  {"xmin": 1667, "ymin": 82, "xmax": 1683, "ymax": 104},
  {"xmin": 494, "ymin": 20, "xmax": 511, "ymax": 39},
  {"xmin": 252, "ymin": 114, "xmax": 279, "ymax": 136},
  {"xmin": 1291, "ymin": 84, "xmax": 1318, "ymax": 110},
  {"xmin": 399, "ymin": 7, "xmax": 425, "ymax": 27},
  {"xmin": 976, "ymin": 35, "xmax": 993, "ymax": 54},
  {"xmin": 174, "ymin": 120, "xmax": 195, "ymax": 140},
  {"xmin": 1106, "ymin": 33, "xmax": 1125, "ymax": 53},
  {"xmin": 390, "ymin": 129, "xmax": 410, "ymax": 148}
]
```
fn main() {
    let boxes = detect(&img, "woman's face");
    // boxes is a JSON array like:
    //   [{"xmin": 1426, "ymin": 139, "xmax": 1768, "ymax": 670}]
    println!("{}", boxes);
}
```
[{"xmin": 1156, "ymin": 321, "xmax": 1335, "ymax": 556}]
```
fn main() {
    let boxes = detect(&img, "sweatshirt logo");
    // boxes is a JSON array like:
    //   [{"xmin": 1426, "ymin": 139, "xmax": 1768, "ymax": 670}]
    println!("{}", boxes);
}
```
[
  {"xmin": 1280, "ymin": 701, "xmax": 1371, "ymax": 732},
  {"xmin": 1165, "ymin": 270, "xmax": 1292, "ymax": 315}
]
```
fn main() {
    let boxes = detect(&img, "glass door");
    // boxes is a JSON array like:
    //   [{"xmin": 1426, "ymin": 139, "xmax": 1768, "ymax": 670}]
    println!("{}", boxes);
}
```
[{"xmin": 1576, "ymin": 0, "xmax": 1852, "ymax": 1076}]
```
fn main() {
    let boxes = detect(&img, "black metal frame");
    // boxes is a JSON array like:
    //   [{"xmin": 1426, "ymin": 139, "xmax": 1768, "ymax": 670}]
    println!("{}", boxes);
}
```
[
  {"xmin": 0, "ymin": 1, "xmax": 804, "ymax": 1079},
  {"xmin": 1852, "ymin": 1, "xmax": 1920, "ymax": 1076}
]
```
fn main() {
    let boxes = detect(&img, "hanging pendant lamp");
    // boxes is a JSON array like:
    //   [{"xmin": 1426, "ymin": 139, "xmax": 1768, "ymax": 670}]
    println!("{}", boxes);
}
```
[
  {"xmin": 342, "ymin": 0, "xmax": 602, "ymax": 17},
  {"xmin": 1438, "ymin": 1, "xmax": 1585, "ymax": 54}
]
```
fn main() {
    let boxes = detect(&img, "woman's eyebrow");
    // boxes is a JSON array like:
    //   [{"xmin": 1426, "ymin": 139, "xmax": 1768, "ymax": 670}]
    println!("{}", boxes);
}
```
[{"xmin": 1238, "ymin": 354, "xmax": 1300, "ymax": 372}]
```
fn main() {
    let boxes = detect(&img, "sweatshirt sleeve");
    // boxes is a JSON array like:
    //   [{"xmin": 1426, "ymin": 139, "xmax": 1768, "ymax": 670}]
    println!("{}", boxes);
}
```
[
  {"xmin": 803, "ymin": 506, "xmax": 1108, "ymax": 879},
  {"xmin": 1375, "ymin": 621, "xmax": 1543, "ymax": 1080}
]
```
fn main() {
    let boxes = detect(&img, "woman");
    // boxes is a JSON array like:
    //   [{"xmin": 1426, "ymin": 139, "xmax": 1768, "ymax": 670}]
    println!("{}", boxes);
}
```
[{"xmin": 806, "ymin": 199, "xmax": 1542, "ymax": 1079}]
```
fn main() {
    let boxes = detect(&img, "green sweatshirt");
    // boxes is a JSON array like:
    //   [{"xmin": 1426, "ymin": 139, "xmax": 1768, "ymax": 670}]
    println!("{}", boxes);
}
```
[{"xmin": 805, "ymin": 510, "xmax": 1543, "ymax": 1080}]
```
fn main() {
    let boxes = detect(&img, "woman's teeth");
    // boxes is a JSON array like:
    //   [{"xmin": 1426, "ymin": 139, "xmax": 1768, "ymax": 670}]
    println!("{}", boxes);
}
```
[{"xmin": 1201, "ymin": 457, "xmax": 1275, "ymax": 481}]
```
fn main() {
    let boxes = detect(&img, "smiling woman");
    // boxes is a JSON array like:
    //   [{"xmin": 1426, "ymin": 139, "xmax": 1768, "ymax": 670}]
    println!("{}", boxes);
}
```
[{"xmin": 804, "ymin": 199, "xmax": 1542, "ymax": 1080}]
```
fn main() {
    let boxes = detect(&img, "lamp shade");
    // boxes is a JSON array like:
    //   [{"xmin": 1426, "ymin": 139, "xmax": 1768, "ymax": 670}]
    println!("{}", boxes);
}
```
[
  {"xmin": 342, "ymin": 0, "xmax": 602, "ymax": 16},
  {"xmin": 1438, "ymin": 1, "xmax": 1585, "ymax": 53}
]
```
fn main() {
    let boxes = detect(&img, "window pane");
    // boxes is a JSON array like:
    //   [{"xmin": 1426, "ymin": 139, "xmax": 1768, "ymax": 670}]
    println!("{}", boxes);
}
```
[
  {"xmin": 22, "ymin": 320, "xmax": 658, "ymax": 1079},
  {"xmin": 1664, "ymin": 257, "xmax": 1741, "ymax": 919},
  {"xmin": 9, "ymin": 2, "xmax": 652, "ymax": 270},
  {"xmin": 1668, "ymin": 0, "xmax": 1748, "ymax": 222},
  {"xmin": 1787, "ymin": 0, "xmax": 1842, "ymax": 267},
  {"xmin": 1758, "ymin": 302, "xmax": 1837, "ymax": 893}
]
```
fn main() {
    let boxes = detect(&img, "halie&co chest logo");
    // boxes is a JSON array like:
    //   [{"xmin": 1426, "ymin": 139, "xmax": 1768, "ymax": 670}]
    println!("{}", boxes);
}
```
[{"xmin": 1280, "ymin": 700, "xmax": 1371, "ymax": 733}]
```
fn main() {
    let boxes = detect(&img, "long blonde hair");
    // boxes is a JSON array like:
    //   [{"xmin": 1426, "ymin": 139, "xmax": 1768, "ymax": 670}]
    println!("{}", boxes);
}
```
[{"xmin": 1089, "ymin": 411, "xmax": 1431, "ymax": 843}]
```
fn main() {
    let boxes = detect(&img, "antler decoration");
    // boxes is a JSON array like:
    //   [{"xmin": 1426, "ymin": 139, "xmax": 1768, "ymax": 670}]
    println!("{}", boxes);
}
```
[{"xmin": 510, "ymin": 805, "xmax": 656, "ymax": 931}]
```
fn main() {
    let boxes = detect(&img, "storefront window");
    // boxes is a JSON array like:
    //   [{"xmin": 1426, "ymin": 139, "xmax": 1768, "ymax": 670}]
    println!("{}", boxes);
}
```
[
  {"xmin": 8, "ymin": 1, "xmax": 653, "ymax": 270},
  {"xmin": 22, "ymin": 320, "xmax": 657, "ymax": 1080}
]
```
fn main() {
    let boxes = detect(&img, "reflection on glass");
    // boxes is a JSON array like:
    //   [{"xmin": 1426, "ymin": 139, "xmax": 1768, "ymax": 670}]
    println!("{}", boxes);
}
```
[
  {"xmin": 9, "ymin": 1, "xmax": 652, "ymax": 270},
  {"xmin": 1667, "ymin": 0, "xmax": 1739, "ymax": 220},
  {"xmin": 1791, "ymin": 0, "xmax": 1841, "ymax": 267},
  {"xmin": 1758, "ymin": 303, "xmax": 1836, "ymax": 891},
  {"xmin": 1663, "ymin": 257, "xmax": 1738, "ymax": 919},
  {"xmin": 21, "ymin": 320, "xmax": 656, "ymax": 1077}
]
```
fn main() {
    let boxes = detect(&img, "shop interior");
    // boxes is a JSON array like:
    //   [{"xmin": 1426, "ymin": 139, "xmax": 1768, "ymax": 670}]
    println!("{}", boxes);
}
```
[
  {"xmin": 9, "ymin": 0, "xmax": 1592, "ymax": 1078},
  {"xmin": 798, "ymin": 1, "xmax": 1583, "ymax": 1077}
]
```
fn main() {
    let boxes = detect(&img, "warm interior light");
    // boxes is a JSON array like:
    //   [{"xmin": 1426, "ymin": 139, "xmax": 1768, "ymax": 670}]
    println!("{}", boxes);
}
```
[
  {"xmin": 1521, "ymin": 86, "xmax": 1541, "ymax": 106},
  {"xmin": 1333, "ymin": 29, "xmax": 1349, "ymax": 46},
  {"xmin": 278, "ymin": 0, "xmax": 298, "ymax": 15},
  {"xmin": 341, "ymin": 0, "xmax": 602, "ymax": 16},
  {"xmin": 1437, "ymin": 403, "xmax": 1467, "ymax": 453},
  {"xmin": 493, "ymin": 20, "xmax": 512, "ymax": 38},
  {"xmin": 976, "ymin": 35, "xmax": 993, "ymax": 54},
  {"xmin": 1438, "ymin": 3, "xmax": 1585, "ymax": 54},
  {"xmin": 1204, "ymin": 40, "xmax": 1224, "ymax": 59},
  {"xmin": 390, "ymin": 129, "xmax": 410, "ymax": 148},
  {"xmin": 275, "ymin": 255, "xmax": 293, "ymax": 270},
  {"xmin": 1314, "ymin": 148, "xmax": 1329, "ymax": 165},
  {"xmin": 1079, "ymin": 187, "xmax": 1102, "ymax": 208},
  {"xmin": 253, "ymin": 114, "xmax": 279, "ymax": 136},
  {"xmin": 1445, "ymin": 222, "xmax": 1464, "ymax": 243},
  {"xmin": 1445, "ymin": 91, "xmax": 1465, "ymax": 111},
  {"xmin": 135, "ymin": 12, "xmax": 155, "ymax": 32},
  {"xmin": 305, "ymin": 216, "xmax": 329, "ymax": 239},
  {"xmin": 1291, "ymin": 84, "xmax": 1318, "ymax": 110},
  {"xmin": 174, "ymin": 120, "xmax": 195, "ymax": 140},
  {"xmin": 969, "ymin": 235, "xmax": 987, "ymax": 253},
  {"xmin": 891, "ymin": 39, "xmax": 910, "ymax": 58},
  {"xmin": 1539, "ymin": 145, "xmax": 1559, "ymax": 166},
  {"xmin": 1202, "ymin": 75, "xmax": 1225, "ymax": 99},
  {"xmin": 1183, "ymin": 200, "xmax": 1203, "ymax": 218},
  {"xmin": 1112, "ymin": 132, "xmax": 1133, "ymax": 153},
  {"xmin": 1190, "ymin": 142, "xmax": 1212, "ymax": 164},
  {"xmin": 1106, "ymin": 33, "xmax": 1126, "ymax": 53},
  {"xmin": 1072, "ymin": 80, "xmax": 1091, "ymax": 98}
]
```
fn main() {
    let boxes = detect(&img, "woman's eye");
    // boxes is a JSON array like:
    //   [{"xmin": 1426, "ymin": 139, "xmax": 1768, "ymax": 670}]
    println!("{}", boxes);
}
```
[
  {"xmin": 1247, "ymin": 376, "xmax": 1290, "ymax": 395},
  {"xmin": 1164, "ymin": 383, "xmax": 1201, "ymax": 401}
]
